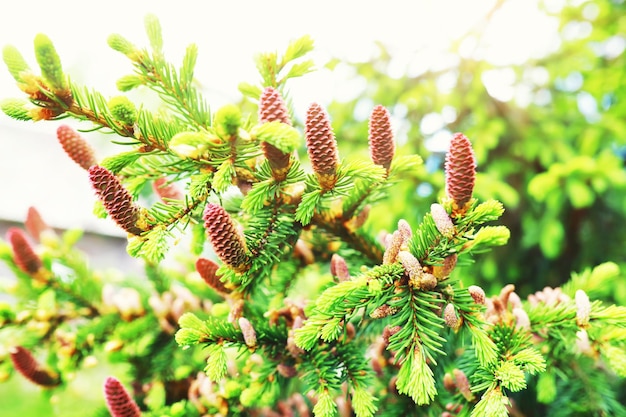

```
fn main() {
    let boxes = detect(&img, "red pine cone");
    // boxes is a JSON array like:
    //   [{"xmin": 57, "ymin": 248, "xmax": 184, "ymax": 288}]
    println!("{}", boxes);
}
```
[
  {"xmin": 6, "ymin": 227, "xmax": 42, "ymax": 275},
  {"xmin": 196, "ymin": 257, "xmax": 230, "ymax": 294},
  {"xmin": 56, "ymin": 125, "xmax": 97, "ymax": 170},
  {"xmin": 305, "ymin": 103, "xmax": 339, "ymax": 189},
  {"xmin": 259, "ymin": 87, "xmax": 292, "ymax": 179},
  {"xmin": 445, "ymin": 133, "xmax": 476, "ymax": 209},
  {"xmin": 203, "ymin": 203, "xmax": 249, "ymax": 273},
  {"xmin": 104, "ymin": 376, "xmax": 141, "ymax": 417},
  {"xmin": 88, "ymin": 166, "xmax": 144, "ymax": 235},
  {"xmin": 259, "ymin": 87, "xmax": 291, "ymax": 125},
  {"xmin": 25, "ymin": 206, "xmax": 52, "ymax": 241},
  {"xmin": 368, "ymin": 105, "xmax": 395, "ymax": 170},
  {"xmin": 9, "ymin": 346, "xmax": 60, "ymax": 386},
  {"xmin": 152, "ymin": 177, "xmax": 183, "ymax": 202}
]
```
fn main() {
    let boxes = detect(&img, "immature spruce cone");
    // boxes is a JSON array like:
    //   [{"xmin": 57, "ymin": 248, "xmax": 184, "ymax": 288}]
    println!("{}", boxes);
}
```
[
  {"xmin": 196, "ymin": 257, "xmax": 230, "ymax": 294},
  {"xmin": 25, "ymin": 206, "xmax": 52, "ymax": 241},
  {"xmin": 305, "ymin": 103, "xmax": 339, "ymax": 190},
  {"xmin": 6, "ymin": 227, "xmax": 42, "ymax": 275},
  {"xmin": 259, "ymin": 87, "xmax": 292, "ymax": 180},
  {"xmin": 152, "ymin": 177, "xmax": 183, "ymax": 201},
  {"xmin": 203, "ymin": 203, "xmax": 249, "ymax": 273},
  {"xmin": 259, "ymin": 87, "xmax": 291, "ymax": 125},
  {"xmin": 88, "ymin": 166, "xmax": 144, "ymax": 235},
  {"xmin": 56, "ymin": 125, "xmax": 97, "ymax": 170},
  {"xmin": 104, "ymin": 376, "xmax": 141, "ymax": 417},
  {"xmin": 445, "ymin": 133, "xmax": 476, "ymax": 210},
  {"xmin": 9, "ymin": 346, "xmax": 59, "ymax": 386},
  {"xmin": 368, "ymin": 105, "xmax": 395, "ymax": 170}
]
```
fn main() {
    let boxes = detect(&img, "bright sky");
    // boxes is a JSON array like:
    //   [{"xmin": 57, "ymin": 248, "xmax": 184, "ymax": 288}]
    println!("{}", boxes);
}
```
[{"xmin": 0, "ymin": 0, "xmax": 560, "ymax": 231}]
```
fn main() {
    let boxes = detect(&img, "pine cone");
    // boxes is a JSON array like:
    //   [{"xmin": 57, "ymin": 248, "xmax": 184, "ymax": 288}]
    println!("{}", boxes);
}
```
[
  {"xmin": 25, "ymin": 206, "xmax": 52, "ymax": 242},
  {"xmin": 445, "ymin": 133, "xmax": 476, "ymax": 210},
  {"xmin": 56, "ymin": 125, "xmax": 97, "ymax": 170},
  {"xmin": 259, "ymin": 87, "xmax": 292, "ymax": 180},
  {"xmin": 305, "ymin": 103, "xmax": 339, "ymax": 190},
  {"xmin": 6, "ymin": 227, "xmax": 42, "ymax": 275},
  {"xmin": 152, "ymin": 177, "xmax": 183, "ymax": 201},
  {"xmin": 203, "ymin": 203, "xmax": 249, "ymax": 273},
  {"xmin": 196, "ymin": 257, "xmax": 230, "ymax": 294},
  {"xmin": 9, "ymin": 346, "xmax": 60, "ymax": 386},
  {"xmin": 88, "ymin": 166, "xmax": 144, "ymax": 235},
  {"xmin": 368, "ymin": 105, "xmax": 395, "ymax": 170},
  {"xmin": 104, "ymin": 376, "xmax": 141, "ymax": 417}
]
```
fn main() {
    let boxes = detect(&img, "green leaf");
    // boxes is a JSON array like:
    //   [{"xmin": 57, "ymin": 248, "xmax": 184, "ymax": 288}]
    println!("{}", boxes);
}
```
[
  {"xmin": 189, "ymin": 173, "xmax": 213, "ymax": 200},
  {"xmin": 469, "ymin": 324, "xmax": 499, "ymax": 366},
  {"xmin": 1, "ymin": 98, "xmax": 32, "ymax": 121},
  {"xmin": 566, "ymin": 178, "xmax": 595, "ymax": 208},
  {"xmin": 495, "ymin": 361, "xmax": 526, "ymax": 392},
  {"xmin": 238, "ymin": 82, "xmax": 262, "ymax": 99},
  {"xmin": 144, "ymin": 14, "xmax": 163, "ymax": 52},
  {"xmin": 283, "ymin": 35, "xmax": 315, "ymax": 62},
  {"xmin": 352, "ymin": 385, "xmax": 377, "ymax": 417},
  {"xmin": 536, "ymin": 371, "xmax": 557, "ymax": 404},
  {"xmin": 470, "ymin": 225, "xmax": 510, "ymax": 252},
  {"xmin": 100, "ymin": 151, "xmax": 142, "ymax": 174},
  {"xmin": 204, "ymin": 344, "xmax": 227, "ymax": 381},
  {"xmin": 252, "ymin": 121, "xmax": 300, "ymax": 153},
  {"xmin": 175, "ymin": 313, "xmax": 206, "ymax": 347},
  {"xmin": 601, "ymin": 345, "xmax": 626, "ymax": 377},
  {"xmin": 3, "ymin": 45, "xmax": 30, "ymax": 82},
  {"xmin": 528, "ymin": 172, "xmax": 559, "ymax": 202},
  {"xmin": 312, "ymin": 390, "xmax": 337, "ymax": 417},
  {"xmin": 116, "ymin": 74, "xmax": 144, "ymax": 91},
  {"xmin": 108, "ymin": 96, "xmax": 138, "ymax": 125},
  {"xmin": 471, "ymin": 199, "xmax": 505, "ymax": 223},
  {"xmin": 33, "ymin": 33, "xmax": 67, "ymax": 92},
  {"xmin": 214, "ymin": 104, "xmax": 241, "ymax": 138},
  {"xmin": 471, "ymin": 386, "xmax": 510, "ymax": 417},
  {"xmin": 284, "ymin": 60, "xmax": 315, "ymax": 79},
  {"xmin": 395, "ymin": 347, "xmax": 436, "ymax": 405},
  {"xmin": 512, "ymin": 348, "xmax": 546, "ymax": 375},
  {"xmin": 539, "ymin": 220, "xmax": 564, "ymax": 259},
  {"xmin": 295, "ymin": 188, "xmax": 322, "ymax": 225},
  {"xmin": 134, "ymin": 225, "xmax": 170, "ymax": 263},
  {"xmin": 213, "ymin": 160, "xmax": 235, "ymax": 192},
  {"xmin": 107, "ymin": 34, "xmax": 138, "ymax": 57},
  {"xmin": 180, "ymin": 44, "xmax": 198, "ymax": 86}
]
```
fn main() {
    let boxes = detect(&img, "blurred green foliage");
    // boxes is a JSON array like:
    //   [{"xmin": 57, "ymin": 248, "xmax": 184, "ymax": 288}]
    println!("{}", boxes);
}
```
[{"xmin": 322, "ymin": 0, "xmax": 626, "ymax": 296}]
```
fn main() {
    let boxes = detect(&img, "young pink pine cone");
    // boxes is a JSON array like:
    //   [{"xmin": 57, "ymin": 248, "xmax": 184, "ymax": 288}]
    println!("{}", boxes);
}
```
[
  {"xmin": 6, "ymin": 227, "xmax": 42, "ymax": 275},
  {"xmin": 368, "ymin": 105, "xmax": 395, "ymax": 170},
  {"xmin": 259, "ymin": 87, "xmax": 292, "ymax": 180},
  {"xmin": 152, "ymin": 177, "xmax": 183, "ymax": 201},
  {"xmin": 9, "ymin": 346, "xmax": 59, "ymax": 386},
  {"xmin": 104, "ymin": 376, "xmax": 141, "ymax": 417},
  {"xmin": 305, "ymin": 103, "xmax": 339, "ymax": 190},
  {"xmin": 25, "ymin": 206, "xmax": 53, "ymax": 242},
  {"xmin": 196, "ymin": 257, "xmax": 231, "ymax": 294},
  {"xmin": 56, "ymin": 124, "xmax": 97, "ymax": 170},
  {"xmin": 88, "ymin": 166, "xmax": 144, "ymax": 235},
  {"xmin": 203, "ymin": 203, "xmax": 249, "ymax": 273},
  {"xmin": 445, "ymin": 133, "xmax": 476, "ymax": 211}
]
